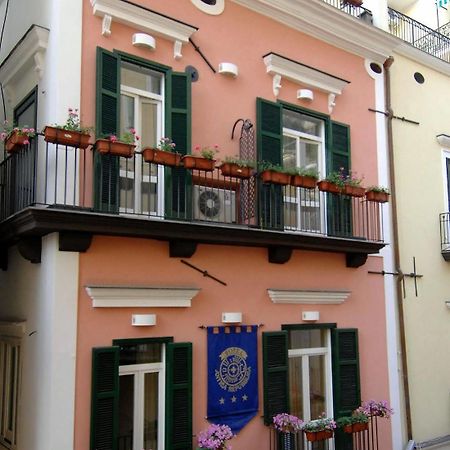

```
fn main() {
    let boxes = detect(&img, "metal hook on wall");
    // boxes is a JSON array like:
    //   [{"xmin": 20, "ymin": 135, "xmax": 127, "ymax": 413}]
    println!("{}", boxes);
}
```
[{"xmin": 231, "ymin": 118, "xmax": 253, "ymax": 140}]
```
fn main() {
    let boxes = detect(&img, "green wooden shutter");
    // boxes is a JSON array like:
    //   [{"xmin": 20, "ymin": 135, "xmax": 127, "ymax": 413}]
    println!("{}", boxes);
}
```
[
  {"xmin": 257, "ymin": 98, "xmax": 283, "ymax": 230},
  {"xmin": 166, "ymin": 72, "xmax": 191, "ymax": 219},
  {"xmin": 332, "ymin": 329, "xmax": 361, "ymax": 450},
  {"xmin": 327, "ymin": 122, "xmax": 351, "ymax": 237},
  {"xmin": 90, "ymin": 346, "xmax": 120, "ymax": 450},
  {"xmin": 94, "ymin": 47, "xmax": 120, "ymax": 213},
  {"xmin": 166, "ymin": 342, "xmax": 192, "ymax": 450},
  {"xmin": 262, "ymin": 331, "xmax": 289, "ymax": 425}
]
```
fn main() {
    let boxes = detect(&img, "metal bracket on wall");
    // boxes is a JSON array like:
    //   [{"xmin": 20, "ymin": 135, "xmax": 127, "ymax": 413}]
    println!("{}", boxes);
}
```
[
  {"xmin": 368, "ymin": 257, "xmax": 423, "ymax": 298},
  {"xmin": 369, "ymin": 108, "xmax": 420, "ymax": 125},
  {"xmin": 181, "ymin": 259, "xmax": 227, "ymax": 286}
]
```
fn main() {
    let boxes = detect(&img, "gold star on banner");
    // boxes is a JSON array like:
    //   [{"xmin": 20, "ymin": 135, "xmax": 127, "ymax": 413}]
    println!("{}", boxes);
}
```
[
  {"xmin": 231, "ymin": 396, "xmax": 237, "ymax": 403},
  {"xmin": 219, "ymin": 398, "xmax": 225, "ymax": 405},
  {"xmin": 242, "ymin": 394, "xmax": 248, "ymax": 401}
]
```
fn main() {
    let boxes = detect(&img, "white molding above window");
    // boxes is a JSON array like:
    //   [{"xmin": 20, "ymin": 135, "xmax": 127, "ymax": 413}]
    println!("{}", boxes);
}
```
[
  {"xmin": 85, "ymin": 286, "xmax": 201, "ymax": 308},
  {"xmin": 437, "ymin": 134, "xmax": 450, "ymax": 148},
  {"xmin": 268, "ymin": 289, "xmax": 351, "ymax": 305},
  {"xmin": 191, "ymin": 0, "xmax": 225, "ymax": 15},
  {"xmin": 263, "ymin": 53, "xmax": 350, "ymax": 102},
  {"xmin": 90, "ymin": 0, "xmax": 197, "ymax": 59},
  {"xmin": 0, "ymin": 25, "xmax": 49, "ymax": 97},
  {"xmin": 0, "ymin": 321, "xmax": 26, "ymax": 338}
]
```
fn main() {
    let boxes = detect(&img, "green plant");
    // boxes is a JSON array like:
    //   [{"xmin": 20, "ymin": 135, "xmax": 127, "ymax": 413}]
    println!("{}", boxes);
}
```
[
  {"xmin": 193, "ymin": 144, "xmax": 219, "ymax": 160},
  {"xmin": 366, "ymin": 185, "xmax": 389, "ymax": 194},
  {"xmin": 336, "ymin": 412, "xmax": 369, "ymax": 428},
  {"xmin": 1, "ymin": 121, "xmax": 35, "ymax": 144},
  {"xmin": 302, "ymin": 414, "xmax": 336, "ymax": 432},
  {"xmin": 50, "ymin": 108, "xmax": 93, "ymax": 134},
  {"xmin": 286, "ymin": 166, "xmax": 319, "ymax": 178},
  {"xmin": 322, "ymin": 170, "xmax": 345, "ymax": 187},
  {"xmin": 258, "ymin": 161, "xmax": 290, "ymax": 173},
  {"xmin": 223, "ymin": 155, "xmax": 256, "ymax": 168},
  {"xmin": 108, "ymin": 128, "xmax": 140, "ymax": 144},
  {"xmin": 345, "ymin": 170, "xmax": 363, "ymax": 187},
  {"xmin": 158, "ymin": 137, "xmax": 176, "ymax": 152},
  {"xmin": 322, "ymin": 167, "xmax": 363, "ymax": 188}
]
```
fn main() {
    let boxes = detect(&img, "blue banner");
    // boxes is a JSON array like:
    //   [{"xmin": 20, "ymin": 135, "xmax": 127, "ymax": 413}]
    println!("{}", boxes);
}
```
[{"xmin": 207, "ymin": 325, "xmax": 258, "ymax": 433}]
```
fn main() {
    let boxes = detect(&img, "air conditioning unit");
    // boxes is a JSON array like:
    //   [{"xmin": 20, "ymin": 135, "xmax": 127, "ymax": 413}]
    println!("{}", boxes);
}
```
[{"xmin": 193, "ymin": 185, "xmax": 236, "ymax": 223}]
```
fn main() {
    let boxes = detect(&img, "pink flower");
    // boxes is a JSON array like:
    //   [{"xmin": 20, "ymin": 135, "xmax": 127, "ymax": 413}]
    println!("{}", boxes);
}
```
[
  {"xmin": 130, "ymin": 128, "xmax": 136, "ymax": 134},
  {"xmin": 194, "ymin": 145, "xmax": 201, "ymax": 151},
  {"xmin": 23, "ymin": 139, "xmax": 30, "ymax": 145},
  {"xmin": 1, "ymin": 132, "xmax": 7, "ymax": 141},
  {"xmin": 109, "ymin": 135, "xmax": 118, "ymax": 142},
  {"xmin": 214, "ymin": 144, "xmax": 219, "ymax": 149},
  {"xmin": 135, "ymin": 135, "xmax": 140, "ymax": 141},
  {"xmin": 68, "ymin": 108, "xmax": 73, "ymax": 112}
]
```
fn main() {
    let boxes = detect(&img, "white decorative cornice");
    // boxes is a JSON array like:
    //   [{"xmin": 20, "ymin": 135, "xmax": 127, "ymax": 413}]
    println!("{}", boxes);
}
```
[
  {"xmin": 268, "ymin": 289, "xmax": 351, "ymax": 305},
  {"xmin": 437, "ymin": 134, "xmax": 450, "ymax": 148},
  {"xmin": 90, "ymin": 0, "xmax": 198, "ymax": 47},
  {"xmin": 85, "ymin": 286, "xmax": 201, "ymax": 308},
  {"xmin": 0, "ymin": 25, "xmax": 49, "ymax": 88},
  {"xmin": 264, "ymin": 53, "xmax": 350, "ymax": 96}
]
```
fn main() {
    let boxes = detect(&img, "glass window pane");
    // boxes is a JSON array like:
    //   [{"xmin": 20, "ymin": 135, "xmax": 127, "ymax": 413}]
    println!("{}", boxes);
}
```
[
  {"xmin": 119, "ymin": 343, "xmax": 162, "ymax": 366},
  {"xmin": 283, "ymin": 136, "xmax": 296, "ymax": 168},
  {"xmin": 121, "ymin": 62, "xmax": 162, "ymax": 94},
  {"xmin": 118, "ymin": 375, "xmax": 134, "ymax": 450},
  {"xmin": 300, "ymin": 141, "xmax": 319, "ymax": 173},
  {"xmin": 143, "ymin": 372, "xmax": 159, "ymax": 450},
  {"xmin": 309, "ymin": 355, "xmax": 326, "ymax": 419},
  {"xmin": 141, "ymin": 101, "xmax": 158, "ymax": 149},
  {"xmin": 283, "ymin": 109, "xmax": 322, "ymax": 137},
  {"xmin": 289, "ymin": 357, "xmax": 303, "ymax": 418},
  {"xmin": 289, "ymin": 329, "xmax": 327, "ymax": 349},
  {"xmin": 120, "ymin": 95, "xmax": 135, "ymax": 136}
]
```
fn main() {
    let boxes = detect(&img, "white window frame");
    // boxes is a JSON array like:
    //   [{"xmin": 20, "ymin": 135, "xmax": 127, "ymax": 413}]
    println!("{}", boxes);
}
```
[
  {"xmin": 283, "ymin": 120, "xmax": 326, "ymax": 234},
  {"xmin": 441, "ymin": 149, "xmax": 450, "ymax": 211},
  {"xmin": 288, "ymin": 330, "xmax": 334, "ymax": 450},
  {"xmin": 120, "ymin": 72, "xmax": 165, "ymax": 217},
  {"xmin": 118, "ymin": 347, "xmax": 166, "ymax": 450}
]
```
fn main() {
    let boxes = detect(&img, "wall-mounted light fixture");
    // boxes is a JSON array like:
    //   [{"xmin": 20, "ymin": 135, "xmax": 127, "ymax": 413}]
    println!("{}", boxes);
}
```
[
  {"xmin": 132, "ymin": 314, "xmax": 157, "ymax": 326},
  {"xmin": 445, "ymin": 301, "xmax": 450, "ymax": 309},
  {"xmin": 222, "ymin": 312, "xmax": 242, "ymax": 324},
  {"xmin": 302, "ymin": 311, "xmax": 320, "ymax": 322},
  {"xmin": 297, "ymin": 89, "xmax": 314, "ymax": 101},
  {"xmin": 218, "ymin": 62, "xmax": 238, "ymax": 78},
  {"xmin": 132, "ymin": 33, "xmax": 156, "ymax": 51}
]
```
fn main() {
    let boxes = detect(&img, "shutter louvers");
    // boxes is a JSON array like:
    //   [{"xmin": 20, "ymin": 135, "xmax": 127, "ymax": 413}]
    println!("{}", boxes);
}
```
[
  {"xmin": 90, "ymin": 346, "xmax": 119, "ymax": 450},
  {"xmin": 262, "ymin": 331, "xmax": 289, "ymax": 425},
  {"xmin": 257, "ymin": 98, "xmax": 283, "ymax": 230},
  {"xmin": 166, "ymin": 342, "xmax": 192, "ymax": 450}
]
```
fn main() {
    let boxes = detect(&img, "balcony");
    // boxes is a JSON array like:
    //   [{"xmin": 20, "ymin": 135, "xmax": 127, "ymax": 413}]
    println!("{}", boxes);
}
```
[
  {"xmin": 0, "ymin": 135, "xmax": 386, "ymax": 268},
  {"xmin": 321, "ymin": 0, "xmax": 373, "ymax": 23},
  {"xmin": 440, "ymin": 212, "xmax": 450, "ymax": 261}
]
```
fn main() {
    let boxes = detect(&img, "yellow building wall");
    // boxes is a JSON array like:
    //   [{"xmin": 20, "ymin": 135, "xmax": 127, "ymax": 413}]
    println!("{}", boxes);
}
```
[{"xmin": 390, "ymin": 54, "xmax": 450, "ymax": 444}]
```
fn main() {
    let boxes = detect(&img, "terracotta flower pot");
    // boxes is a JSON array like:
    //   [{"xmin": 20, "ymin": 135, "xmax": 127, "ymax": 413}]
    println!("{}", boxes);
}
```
[
  {"xmin": 343, "ymin": 185, "xmax": 365, "ymax": 197},
  {"xmin": 260, "ymin": 170, "xmax": 290, "ymax": 185},
  {"xmin": 142, "ymin": 147, "xmax": 182, "ymax": 167},
  {"xmin": 182, "ymin": 155, "xmax": 216, "ymax": 171},
  {"xmin": 343, "ymin": 424, "xmax": 353, "ymax": 434},
  {"xmin": 352, "ymin": 422, "xmax": 369, "ymax": 432},
  {"xmin": 290, "ymin": 175, "xmax": 317, "ymax": 189},
  {"xmin": 365, "ymin": 190, "xmax": 389, "ymax": 203},
  {"xmin": 305, "ymin": 430, "xmax": 333, "ymax": 442},
  {"xmin": 5, "ymin": 131, "xmax": 29, "ymax": 153},
  {"xmin": 317, "ymin": 180, "xmax": 341, "ymax": 194},
  {"xmin": 95, "ymin": 139, "xmax": 135, "ymax": 158},
  {"xmin": 44, "ymin": 126, "xmax": 91, "ymax": 149},
  {"xmin": 220, "ymin": 162, "xmax": 253, "ymax": 179}
]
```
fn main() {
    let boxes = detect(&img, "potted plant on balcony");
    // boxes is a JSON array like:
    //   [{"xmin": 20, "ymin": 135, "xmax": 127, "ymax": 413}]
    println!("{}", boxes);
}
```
[
  {"xmin": 342, "ymin": 170, "xmax": 365, "ymax": 197},
  {"xmin": 273, "ymin": 413, "xmax": 303, "ymax": 450},
  {"xmin": 182, "ymin": 144, "xmax": 219, "ymax": 171},
  {"xmin": 1, "ymin": 121, "xmax": 36, "ymax": 153},
  {"xmin": 365, "ymin": 186, "xmax": 390, "ymax": 203},
  {"xmin": 357, "ymin": 400, "xmax": 393, "ymax": 419},
  {"xmin": 259, "ymin": 161, "xmax": 291, "ymax": 185},
  {"xmin": 287, "ymin": 166, "xmax": 319, "ymax": 189},
  {"xmin": 219, "ymin": 155, "xmax": 256, "ymax": 179},
  {"xmin": 302, "ymin": 414, "xmax": 336, "ymax": 442},
  {"xmin": 142, "ymin": 137, "xmax": 182, "ymax": 167},
  {"xmin": 197, "ymin": 423, "xmax": 234, "ymax": 450},
  {"xmin": 337, "ymin": 411, "xmax": 369, "ymax": 434},
  {"xmin": 44, "ymin": 108, "xmax": 92, "ymax": 149},
  {"xmin": 95, "ymin": 129, "xmax": 139, "ymax": 158},
  {"xmin": 317, "ymin": 170, "xmax": 344, "ymax": 194}
]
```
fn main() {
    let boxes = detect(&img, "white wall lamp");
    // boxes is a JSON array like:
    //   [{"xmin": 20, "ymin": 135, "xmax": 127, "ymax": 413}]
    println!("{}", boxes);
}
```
[
  {"xmin": 302, "ymin": 311, "xmax": 320, "ymax": 322},
  {"xmin": 445, "ymin": 301, "xmax": 450, "ymax": 309},
  {"xmin": 132, "ymin": 314, "xmax": 157, "ymax": 326},
  {"xmin": 297, "ymin": 89, "xmax": 314, "ymax": 101},
  {"xmin": 218, "ymin": 62, "xmax": 238, "ymax": 78},
  {"xmin": 132, "ymin": 33, "xmax": 156, "ymax": 51},
  {"xmin": 221, "ymin": 312, "xmax": 242, "ymax": 324}
]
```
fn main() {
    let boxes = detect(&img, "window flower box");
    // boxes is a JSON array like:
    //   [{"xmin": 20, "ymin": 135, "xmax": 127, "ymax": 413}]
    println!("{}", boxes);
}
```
[
  {"xmin": 142, "ymin": 147, "xmax": 182, "ymax": 166},
  {"xmin": 290, "ymin": 175, "xmax": 317, "ymax": 189},
  {"xmin": 343, "ymin": 185, "xmax": 365, "ymax": 197},
  {"xmin": 260, "ymin": 169, "xmax": 290, "ymax": 185},
  {"xmin": 4, "ymin": 130, "xmax": 30, "ymax": 153},
  {"xmin": 182, "ymin": 154, "xmax": 216, "ymax": 171},
  {"xmin": 304, "ymin": 430, "xmax": 333, "ymax": 442},
  {"xmin": 95, "ymin": 139, "xmax": 135, "ymax": 158},
  {"xmin": 317, "ymin": 180, "xmax": 341, "ymax": 194},
  {"xmin": 365, "ymin": 190, "xmax": 389, "ymax": 203},
  {"xmin": 44, "ymin": 126, "xmax": 91, "ymax": 149},
  {"xmin": 220, "ymin": 162, "xmax": 253, "ymax": 179}
]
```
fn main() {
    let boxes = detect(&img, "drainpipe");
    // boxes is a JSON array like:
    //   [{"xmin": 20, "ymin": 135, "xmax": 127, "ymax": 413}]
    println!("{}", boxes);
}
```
[{"xmin": 383, "ymin": 56, "xmax": 412, "ymax": 441}]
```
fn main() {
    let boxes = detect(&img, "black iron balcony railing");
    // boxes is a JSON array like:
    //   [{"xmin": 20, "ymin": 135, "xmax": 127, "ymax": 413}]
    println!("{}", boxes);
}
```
[
  {"xmin": 0, "ymin": 135, "xmax": 385, "ymax": 244},
  {"xmin": 388, "ymin": 8, "xmax": 450, "ymax": 63},
  {"xmin": 440, "ymin": 212, "xmax": 450, "ymax": 260},
  {"xmin": 321, "ymin": 0, "xmax": 373, "ymax": 23}
]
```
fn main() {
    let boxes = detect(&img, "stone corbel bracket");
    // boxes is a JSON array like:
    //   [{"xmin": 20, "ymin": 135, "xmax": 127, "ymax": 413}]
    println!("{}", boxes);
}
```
[{"xmin": 90, "ymin": 0, "xmax": 198, "ymax": 59}]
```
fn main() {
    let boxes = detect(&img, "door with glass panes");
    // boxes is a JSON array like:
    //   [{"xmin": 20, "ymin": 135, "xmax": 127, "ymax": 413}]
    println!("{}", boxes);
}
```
[
  {"xmin": 282, "ymin": 109, "xmax": 325, "ymax": 234},
  {"xmin": 119, "ymin": 62, "xmax": 164, "ymax": 216},
  {"xmin": 288, "ymin": 328, "xmax": 334, "ymax": 450}
]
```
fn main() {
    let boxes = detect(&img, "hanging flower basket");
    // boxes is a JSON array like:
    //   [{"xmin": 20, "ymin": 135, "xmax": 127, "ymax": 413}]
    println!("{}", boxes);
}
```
[
  {"xmin": 260, "ymin": 169, "xmax": 290, "ymax": 185},
  {"xmin": 304, "ymin": 430, "xmax": 334, "ymax": 442},
  {"xmin": 95, "ymin": 138, "xmax": 135, "ymax": 158},
  {"xmin": 317, "ymin": 180, "xmax": 341, "ymax": 194},
  {"xmin": 365, "ymin": 190, "xmax": 389, "ymax": 203},
  {"xmin": 142, "ymin": 147, "xmax": 181, "ymax": 166},
  {"xmin": 343, "ymin": 185, "xmax": 365, "ymax": 197},
  {"xmin": 220, "ymin": 162, "xmax": 253, "ymax": 179},
  {"xmin": 5, "ymin": 131, "xmax": 29, "ymax": 153},
  {"xmin": 290, "ymin": 175, "xmax": 318, "ymax": 189},
  {"xmin": 44, "ymin": 126, "xmax": 91, "ymax": 149},
  {"xmin": 182, "ymin": 155, "xmax": 216, "ymax": 171}
]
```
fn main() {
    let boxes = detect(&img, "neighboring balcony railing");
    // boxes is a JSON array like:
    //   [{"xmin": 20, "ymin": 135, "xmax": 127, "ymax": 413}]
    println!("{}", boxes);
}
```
[
  {"xmin": 388, "ymin": 8, "xmax": 450, "ymax": 63},
  {"xmin": 0, "ymin": 135, "xmax": 385, "ymax": 244},
  {"xmin": 321, "ymin": 0, "xmax": 373, "ymax": 23},
  {"xmin": 440, "ymin": 212, "xmax": 450, "ymax": 261}
]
